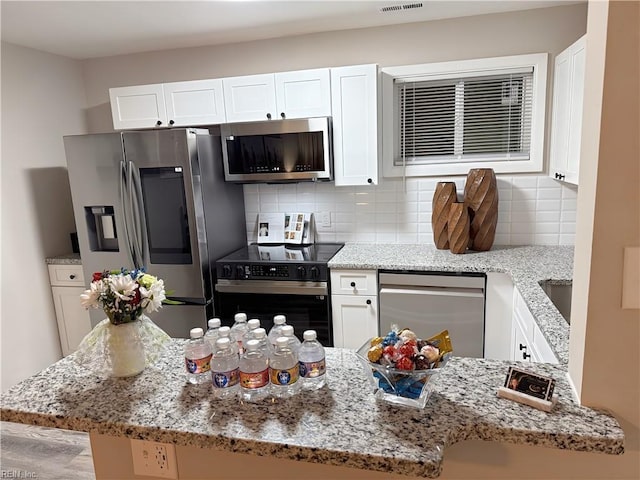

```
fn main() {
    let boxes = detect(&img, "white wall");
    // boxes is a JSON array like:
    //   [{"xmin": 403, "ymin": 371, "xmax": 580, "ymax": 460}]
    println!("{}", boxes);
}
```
[{"xmin": 0, "ymin": 42, "xmax": 88, "ymax": 391}]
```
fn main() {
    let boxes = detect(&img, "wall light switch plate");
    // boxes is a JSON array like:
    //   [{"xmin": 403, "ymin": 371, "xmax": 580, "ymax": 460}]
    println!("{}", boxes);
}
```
[
  {"xmin": 131, "ymin": 439, "xmax": 178, "ymax": 479},
  {"xmin": 622, "ymin": 246, "xmax": 640, "ymax": 309}
]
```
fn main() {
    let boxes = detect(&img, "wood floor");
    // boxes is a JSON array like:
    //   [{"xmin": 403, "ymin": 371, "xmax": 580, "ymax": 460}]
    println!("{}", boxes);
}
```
[{"xmin": 0, "ymin": 421, "xmax": 95, "ymax": 479}]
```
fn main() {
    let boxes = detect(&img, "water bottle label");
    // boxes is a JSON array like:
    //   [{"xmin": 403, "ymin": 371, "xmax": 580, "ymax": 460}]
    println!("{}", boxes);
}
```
[
  {"xmin": 299, "ymin": 358, "xmax": 326, "ymax": 378},
  {"xmin": 240, "ymin": 368, "xmax": 269, "ymax": 389},
  {"xmin": 270, "ymin": 366, "xmax": 299, "ymax": 386},
  {"xmin": 185, "ymin": 354, "xmax": 212, "ymax": 374},
  {"xmin": 212, "ymin": 368, "xmax": 240, "ymax": 389}
]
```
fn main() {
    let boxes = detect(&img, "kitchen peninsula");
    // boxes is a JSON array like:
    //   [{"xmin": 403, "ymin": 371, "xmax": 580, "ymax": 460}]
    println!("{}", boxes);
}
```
[{"xmin": 1, "ymin": 245, "xmax": 625, "ymax": 480}]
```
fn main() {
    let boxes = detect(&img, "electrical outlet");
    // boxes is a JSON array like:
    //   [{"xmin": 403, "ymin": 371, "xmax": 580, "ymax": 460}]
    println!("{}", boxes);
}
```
[
  {"xmin": 131, "ymin": 439, "xmax": 178, "ymax": 479},
  {"xmin": 317, "ymin": 211, "xmax": 331, "ymax": 229}
]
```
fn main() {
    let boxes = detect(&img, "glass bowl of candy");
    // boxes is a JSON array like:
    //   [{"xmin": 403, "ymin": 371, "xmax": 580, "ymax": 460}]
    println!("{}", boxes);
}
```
[{"xmin": 355, "ymin": 328, "xmax": 453, "ymax": 409}]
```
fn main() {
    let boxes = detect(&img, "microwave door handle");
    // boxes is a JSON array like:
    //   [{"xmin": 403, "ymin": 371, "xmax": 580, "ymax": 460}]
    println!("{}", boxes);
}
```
[
  {"xmin": 119, "ymin": 160, "xmax": 137, "ymax": 267},
  {"xmin": 129, "ymin": 161, "xmax": 150, "ymax": 267}
]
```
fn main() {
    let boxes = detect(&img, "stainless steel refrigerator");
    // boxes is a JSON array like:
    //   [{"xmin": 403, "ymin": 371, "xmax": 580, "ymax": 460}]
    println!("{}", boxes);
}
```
[{"xmin": 64, "ymin": 128, "xmax": 246, "ymax": 337}]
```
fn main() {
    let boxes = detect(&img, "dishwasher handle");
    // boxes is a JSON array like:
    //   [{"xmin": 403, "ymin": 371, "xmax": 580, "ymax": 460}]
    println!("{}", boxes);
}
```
[{"xmin": 379, "ymin": 286, "xmax": 485, "ymax": 299}]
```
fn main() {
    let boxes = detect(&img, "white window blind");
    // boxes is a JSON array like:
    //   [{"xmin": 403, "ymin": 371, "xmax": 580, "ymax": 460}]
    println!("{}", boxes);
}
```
[{"xmin": 396, "ymin": 69, "xmax": 534, "ymax": 166}]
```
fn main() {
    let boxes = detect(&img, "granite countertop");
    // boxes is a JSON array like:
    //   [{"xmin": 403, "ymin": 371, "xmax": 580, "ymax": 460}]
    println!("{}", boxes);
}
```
[
  {"xmin": 0, "ymin": 341, "xmax": 623, "ymax": 478},
  {"xmin": 329, "ymin": 244, "xmax": 572, "ymax": 364},
  {"xmin": 45, "ymin": 253, "xmax": 82, "ymax": 265}
]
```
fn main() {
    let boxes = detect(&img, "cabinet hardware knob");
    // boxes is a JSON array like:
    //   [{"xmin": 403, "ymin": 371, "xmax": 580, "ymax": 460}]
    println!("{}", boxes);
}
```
[
  {"xmin": 522, "ymin": 352, "xmax": 531, "ymax": 360},
  {"xmin": 280, "ymin": 112, "xmax": 285, "ymax": 119},
  {"xmin": 266, "ymin": 113, "xmax": 272, "ymax": 120},
  {"xmin": 69, "ymin": 274, "xmax": 76, "ymax": 279},
  {"xmin": 350, "ymin": 282, "xmax": 356, "ymax": 287},
  {"xmin": 366, "ymin": 299, "xmax": 372, "ymax": 305},
  {"xmin": 367, "ymin": 178, "xmax": 373, "ymax": 184},
  {"xmin": 169, "ymin": 120, "xmax": 175, "ymax": 125},
  {"xmin": 156, "ymin": 120, "xmax": 162, "ymax": 126},
  {"xmin": 519, "ymin": 343, "xmax": 527, "ymax": 351}
]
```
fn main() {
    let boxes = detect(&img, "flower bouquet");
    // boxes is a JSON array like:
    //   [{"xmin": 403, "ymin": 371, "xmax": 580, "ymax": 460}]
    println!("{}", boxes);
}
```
[{"xmin": 75, "ymin": 269, "xmax": 171, "ymax": 377}]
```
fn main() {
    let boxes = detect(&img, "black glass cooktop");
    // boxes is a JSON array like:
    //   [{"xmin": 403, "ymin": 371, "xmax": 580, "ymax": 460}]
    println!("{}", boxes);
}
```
[{"xmin": 217, "ymin": 243, "xmax": 344, "ymax": 264}]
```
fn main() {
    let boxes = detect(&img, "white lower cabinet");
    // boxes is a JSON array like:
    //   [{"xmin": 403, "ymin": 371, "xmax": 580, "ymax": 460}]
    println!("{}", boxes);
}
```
[
  {"xmin": 330, "ymin": 269, "xmax": 378, "ymax": 349},
  {"xmin": 511, "ymin": 289, "xmax": 558, "ymax": 364},
  {"xmin": 48, "ymin": 264, "xmax": 92, "ymax": 357}
]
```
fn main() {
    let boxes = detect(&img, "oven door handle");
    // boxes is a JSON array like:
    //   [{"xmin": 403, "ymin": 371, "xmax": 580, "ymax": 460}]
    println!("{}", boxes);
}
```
[{"xmin": 215, "ymin": 280, "xmax": 328, "ymax": 296}]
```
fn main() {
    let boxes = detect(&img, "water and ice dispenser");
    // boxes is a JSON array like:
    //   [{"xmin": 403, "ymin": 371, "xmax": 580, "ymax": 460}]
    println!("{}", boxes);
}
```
[{"xmin": 84, "ymin": 206, "xmax": 118, "ymax": 251}]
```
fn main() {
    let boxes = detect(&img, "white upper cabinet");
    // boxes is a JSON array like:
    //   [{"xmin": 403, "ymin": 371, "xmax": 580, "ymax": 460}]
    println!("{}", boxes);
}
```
[
  {"xmin": 110, "ymin": 84, "xmax": 167, "ymax": 130},
  {"xmin": 549, "ymin": 35, "xmax": 586, "ymax": 186},
  {"xmin": 223, "ymin": 69, "xmax": 330, "ymax": 123},
  {"xmin": 110, "ymin": 80, "xmax": 226, "ymax": 130},
  {"xmin": 330, "ymin": 64, "xmax": 379, "ymax": 186},
  {"xmin": 163, "ymin": 79, "xmax": 226, "ymax": 126}
]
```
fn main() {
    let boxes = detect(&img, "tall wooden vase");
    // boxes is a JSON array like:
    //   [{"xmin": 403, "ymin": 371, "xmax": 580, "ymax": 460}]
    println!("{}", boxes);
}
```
[
  {"xmin": 447, "ymin": 203, "xmax": 470, "ymax": 254},
  {"xmin": 432, "ymin": 182, "xmax": 457, "ymax": 249},
  {"xmin": 464, "ymin": 168, "xmax": 498, "ymax": 251}
]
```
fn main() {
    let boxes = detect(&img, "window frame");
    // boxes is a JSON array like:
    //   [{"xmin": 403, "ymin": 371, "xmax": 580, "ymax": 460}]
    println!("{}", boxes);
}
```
[{"xmin": 381, "ymin": 53, "xmax": 548, "ymax": 177}]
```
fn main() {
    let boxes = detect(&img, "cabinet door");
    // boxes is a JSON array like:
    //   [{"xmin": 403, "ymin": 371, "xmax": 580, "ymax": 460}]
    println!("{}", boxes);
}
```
[
  {"xmin": 549, "ymin": 36, "xmax": 586, "ymax": 186},
  {"xmin": 109, "ymin": 84, "xmax": 167, "ymax": 130},
  {"xmin": 51, "ymin": 286, "xmax": 93, "ymax": 356},
  {"xmin": 331, "ymin": 64, "xmax": 379, "ymax": 186},
  {"xmin": 222, "ymin": 74, "xmax": 277, "ymax": 122},
  {"xmin": 331, "ymin": 295, "xmax": 378, "ymax": 349},
  {"xmin": 511, "ymin": 318, "xmax": 533, "ymax": 363},
  {"xmin": 565, "ymin": 39, "xmax": 586, "ymax": 185},
  {"xmin": 164, "ymin": 79, "xmax": 226, "ymax": 126},
  {"xmin": 275, "ymin": 69, "xmax": 331, "ymax": 119}
]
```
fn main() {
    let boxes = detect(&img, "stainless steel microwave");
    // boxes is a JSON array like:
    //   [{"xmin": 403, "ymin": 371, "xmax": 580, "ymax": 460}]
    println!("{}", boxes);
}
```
[{"xmin": 220, "ymin": 117, "xmax": 332, "ymax": 183}]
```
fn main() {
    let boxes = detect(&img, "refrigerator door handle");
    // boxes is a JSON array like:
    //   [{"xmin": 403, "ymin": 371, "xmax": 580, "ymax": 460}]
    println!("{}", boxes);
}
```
[
  {"xmin": 119, "ymin": 160, "xmax": 137, "ymax": 266},
  {"xmin": 129, "ymin": 161, "xmax": 150, "ymax": 267},
  {"xmin": 127, "ymin": 161, "xmax": 144, "ymax": 268}
]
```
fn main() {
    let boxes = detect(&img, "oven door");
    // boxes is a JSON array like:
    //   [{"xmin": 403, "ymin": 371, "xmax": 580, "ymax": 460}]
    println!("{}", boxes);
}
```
[{"xmin": 215, "ymin": 280, "xmax": 333, "ymax": 346}]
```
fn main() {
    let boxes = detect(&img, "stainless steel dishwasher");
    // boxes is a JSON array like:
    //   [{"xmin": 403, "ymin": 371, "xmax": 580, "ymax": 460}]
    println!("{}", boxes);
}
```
[{"xmin": 379, "ymin": 272, "xmax": 486, "ymax": 358}]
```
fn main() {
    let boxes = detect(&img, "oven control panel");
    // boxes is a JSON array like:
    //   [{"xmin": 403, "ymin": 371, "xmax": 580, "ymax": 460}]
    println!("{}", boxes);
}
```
[{"xmin": 217, "ymin": 263, "xmax": 327, "ymax": 282}]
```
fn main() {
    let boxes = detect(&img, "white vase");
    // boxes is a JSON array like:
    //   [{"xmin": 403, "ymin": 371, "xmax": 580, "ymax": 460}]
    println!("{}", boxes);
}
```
[{"xmin": 105, "ymin": 319, "xmax": 146, "ymax": 377}]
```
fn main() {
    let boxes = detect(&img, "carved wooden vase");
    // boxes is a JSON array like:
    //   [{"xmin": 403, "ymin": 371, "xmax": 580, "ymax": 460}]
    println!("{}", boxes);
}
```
[
  {"xmin": 463, "ymin": 168, "xmax": 498, "ymax": 251},
  {"xmin": 432, "ymin": 182, "xmax": 458, "ymax": 249},
  {"xmin": 447, "ymin": 203, "xmax": 470, "ymax": 254}
]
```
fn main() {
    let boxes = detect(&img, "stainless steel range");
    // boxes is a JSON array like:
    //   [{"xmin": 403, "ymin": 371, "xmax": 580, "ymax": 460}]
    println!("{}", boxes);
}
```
[{"xmin": 214, "ymin": 243, "xmax": 344, "ymax": 346}]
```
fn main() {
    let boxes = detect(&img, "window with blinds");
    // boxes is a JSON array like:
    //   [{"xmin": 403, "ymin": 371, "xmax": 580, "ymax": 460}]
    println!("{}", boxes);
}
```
[
  {"xmin": 396, "ymin": 70, "xmax": 533, "ymax": 166},
  {"xmin": 381, "ymin": 54, "xmax": 547, "ymax": 177}
]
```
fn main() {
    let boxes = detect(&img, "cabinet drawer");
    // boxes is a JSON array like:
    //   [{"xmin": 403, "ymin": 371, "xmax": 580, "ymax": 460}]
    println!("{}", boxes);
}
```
[
  {"xmin": 330, "ymin": 270, "xmax": 377, "ymax": 296},
  {"xmin": 48, "ymin": 265, "xmax": 85, "ymax": 287}
]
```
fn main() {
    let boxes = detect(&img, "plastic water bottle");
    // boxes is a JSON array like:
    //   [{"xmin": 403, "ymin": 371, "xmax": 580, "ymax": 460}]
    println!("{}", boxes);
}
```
[
  {"xmin": 298, "ymin": 330, "xmax": 327, "ymax": 390},
  {"xmin": 218, "ymin": 326, "xmax": 239, "ymax": 355},
  {"xmin": 281, "ymin": 325, "xmax": 301, "ymax": 352},
  {"xmin": 211, "ymin": 337, "xmax": 240, "ymax": 399},
  {"xmin": 269, "ymin": 337, "xmax": 300, "ymax": 398},
  {"xmin": 241, "ymin": 319, "xmax": 261, "ymax": 351},
  {"xmin": 239, "ymin": 339, "xmax": 270, "ymax": 402},
  {"xmin": 231, "ymin": 313, "xmax": 249, "ymax": 353},
  {"xmin": 268, "ymin": 315, "xmax": 287, "ymax": 346},
  {"xmin": 204, "ymin": 317, "xmax": 221, "ymax": 351},
  {"xmin": 184, "ymin": 327, "xmax": 212, "ymax": 384},
  {"xmin": 252, "ymin": 328, "xmax": 272, "ymax": 356}
]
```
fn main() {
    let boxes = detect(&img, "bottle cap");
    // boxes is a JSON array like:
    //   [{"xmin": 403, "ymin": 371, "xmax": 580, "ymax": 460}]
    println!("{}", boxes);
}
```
[
  {"xmin": 208, "ymin": 318, "xmax": 221, "ymax": 329},
  {"xmin": 303, "ymin": 330, "xmax": 317, "ymax": 341},
  {"xmin": 248, "ymin": 319, "xmax": 260, "ymax": 330},
  {"xmin": 245, "ymin": 339, "xmax": 260, "ymax": 351},
  {"xmin": 190, "ymin": 327, "xmax": 204, "ymax": 339},
  {"xmin": 275, "ymin": 337, "xmax": 289, "ymax": 348},
  {"xmin": 273, "ymin": 315, "xmax": 286, "ymax": 325},
  {"xmin": 281, "ymin": 325, "xmax": 294, "ymax": 336},
  {"xmin": 234, "ymin": 313, "xmax": 248, "ymax": 323},
  {"xmin": 218, "ymin": 326, "xmax": 231, "ymax": 336},
  {"xmin": 253, "ymin": 328, "xmax": 267, "ymax": 339},
  {"xmin": 215, "ymin": 337, "xmax": 231, "ymax": 349}
]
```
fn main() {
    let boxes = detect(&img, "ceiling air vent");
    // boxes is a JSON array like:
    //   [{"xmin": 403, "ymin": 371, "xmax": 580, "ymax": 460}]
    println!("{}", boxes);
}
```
[{"xmin": 380, "ymin": 3, "xmax": 423, "ymax": 13}]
